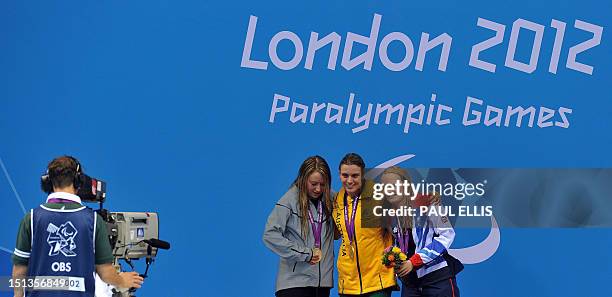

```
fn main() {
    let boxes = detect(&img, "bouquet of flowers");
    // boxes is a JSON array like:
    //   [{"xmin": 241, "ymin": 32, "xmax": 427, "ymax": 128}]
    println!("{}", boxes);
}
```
[
  {"xmin": 382, "ymin": 246, "xmax": 407, "ymax": 268},
  {"xmin": 382, "ymin": 246, "xmax": 410, "ymax": 284}
]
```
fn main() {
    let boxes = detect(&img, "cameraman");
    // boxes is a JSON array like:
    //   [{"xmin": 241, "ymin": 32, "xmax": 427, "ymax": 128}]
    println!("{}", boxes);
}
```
[{"xmin": 11, "ymin": 156, "xmax": 143, "ymax": 297}]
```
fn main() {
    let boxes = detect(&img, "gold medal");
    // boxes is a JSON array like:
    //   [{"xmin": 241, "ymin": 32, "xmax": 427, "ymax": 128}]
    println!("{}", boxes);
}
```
[
  {"xmin": 313, "ymin": 247, "xmax": 322, "ymax": 262},
  {"xmin": 348, "ymin": 244, "xmax": 355, "ymax": 259}
]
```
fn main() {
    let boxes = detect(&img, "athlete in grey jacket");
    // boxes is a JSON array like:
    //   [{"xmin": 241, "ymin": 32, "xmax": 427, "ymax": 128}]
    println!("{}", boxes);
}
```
[{"xmin": 263, "ymin": 156, "xmax": 335, "ymax": 297}]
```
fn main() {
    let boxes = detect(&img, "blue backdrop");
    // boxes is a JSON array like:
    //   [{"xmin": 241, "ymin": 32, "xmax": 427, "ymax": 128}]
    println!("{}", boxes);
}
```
[{"xmin": 1, "ymin": 1, "xmax": 611, "ymax": 296}]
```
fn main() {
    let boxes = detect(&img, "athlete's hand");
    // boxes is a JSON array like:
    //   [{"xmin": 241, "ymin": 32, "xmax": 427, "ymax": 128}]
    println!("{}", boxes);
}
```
[
  {"xmin": 309, "ymin": 248, "xmax": 322, "ymax": 265},
  {"xmin": 396, "ymin": 260, "xmax": 413, "ymax": 277},
  {"xmin": 119, "ymin": 271, "xmax": 144, "ymax": 289}
]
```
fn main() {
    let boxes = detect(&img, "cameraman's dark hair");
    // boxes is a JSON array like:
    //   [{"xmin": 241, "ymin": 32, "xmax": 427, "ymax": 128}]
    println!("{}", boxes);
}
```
[
  {"xmin": 47, "ymin": 156, "xmax": 80, "ymax": 189},
  {"xmin": 339, "ymin": 153, "xmax": 366, "ymax": 172}
]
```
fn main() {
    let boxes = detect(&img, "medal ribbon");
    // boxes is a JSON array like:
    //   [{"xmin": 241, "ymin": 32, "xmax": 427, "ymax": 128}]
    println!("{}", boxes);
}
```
[
  {"xmin": 395, "ymin": 216, "xmax": 410, "ymax": 254},
  {"xmin": 344, "ymin": 193, "xmax": 359, "ymax": 245},
  {"xmin": 307, "ymin": 199, "xmax": 324, "ymax": 248}
]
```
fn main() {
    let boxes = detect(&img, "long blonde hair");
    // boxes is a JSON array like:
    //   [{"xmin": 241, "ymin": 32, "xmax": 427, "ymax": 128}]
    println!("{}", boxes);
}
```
[
  {"xmin": 382, "ymin": 166, "xmax": 414, "ymax": 228},
  {"xmin": 293, "ymin": 156, "xmax": 332, "ymax": 239},
  {"xmin": 381, "ymin": 167, "xmax": 442, "ymax": 229},
  {"xmin": 382, "ymin": 166, "xmax": 441, "ymax": 204}
]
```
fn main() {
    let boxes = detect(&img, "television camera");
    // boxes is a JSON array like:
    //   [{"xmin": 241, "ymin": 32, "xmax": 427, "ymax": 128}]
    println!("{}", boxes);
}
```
[{"xmin": 43, "ymin": 171, "xmax": 170, "ymax": 297}]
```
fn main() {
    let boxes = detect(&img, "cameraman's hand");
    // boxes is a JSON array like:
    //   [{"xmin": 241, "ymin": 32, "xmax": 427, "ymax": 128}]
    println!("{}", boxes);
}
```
[
  {"xmin": 96, "ymin": 264, "xmax": 144, "ymax": 289},
  {"xmin": 119, "ymin": 272, "xmax": 144, "ymax": 289}
]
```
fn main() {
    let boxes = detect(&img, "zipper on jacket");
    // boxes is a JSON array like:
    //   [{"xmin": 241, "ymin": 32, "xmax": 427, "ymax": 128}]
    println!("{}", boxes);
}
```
[
  {"xmin": 318, "ymin": 261, "xmax": 321, "ymax": 287},
  {"xmin": 293, "ymin": 262, "xmax": 297, "ymax": 272},
  {"xmin": 318, "ymin": 204, "xmax": 322, "ymax": 288},
  {"xmin": 354, "ymin": 225, "xmax": 364, "ymax": 294}
]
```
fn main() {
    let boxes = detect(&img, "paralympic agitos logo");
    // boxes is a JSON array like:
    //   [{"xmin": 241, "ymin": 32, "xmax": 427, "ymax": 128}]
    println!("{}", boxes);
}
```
[{"xmin": 371, "ymin": 154, "xmax": 499, "ymax": 264}]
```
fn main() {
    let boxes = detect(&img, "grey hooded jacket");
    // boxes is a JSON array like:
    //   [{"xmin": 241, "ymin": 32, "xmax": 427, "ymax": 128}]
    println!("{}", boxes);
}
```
[{"xmin": 263, "ymin": 186, "xmax": 335, "ymax": 292}]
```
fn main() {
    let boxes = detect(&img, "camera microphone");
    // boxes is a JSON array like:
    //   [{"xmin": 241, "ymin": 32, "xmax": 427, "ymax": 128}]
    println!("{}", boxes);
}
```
[{"xmin": 143, "ymin": 238, "xmax": 171, "ymax": 250}]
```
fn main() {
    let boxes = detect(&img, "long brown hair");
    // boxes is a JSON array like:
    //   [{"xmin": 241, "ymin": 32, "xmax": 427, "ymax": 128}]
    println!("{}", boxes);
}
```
[{"xmin": 293, "ymin": 156, "xmax": 332, "ymax": 239}]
